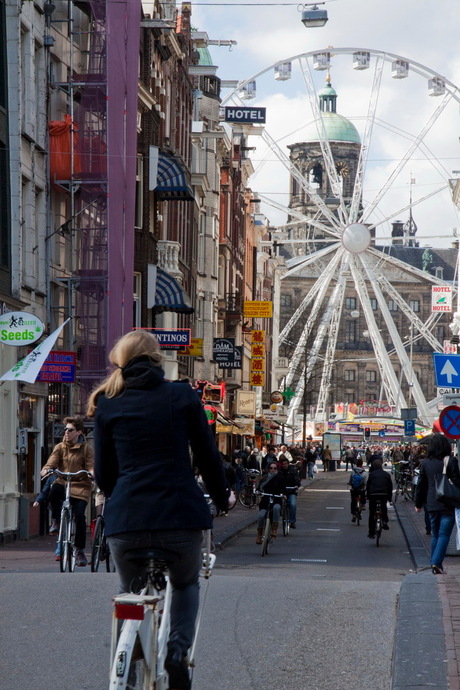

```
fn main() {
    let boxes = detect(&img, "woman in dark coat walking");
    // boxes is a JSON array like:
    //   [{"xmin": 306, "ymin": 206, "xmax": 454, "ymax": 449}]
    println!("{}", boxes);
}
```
[
  {"xmin": 87, "ymin": 330, "xmax": 231, "ymax": 690},
  {"xmin": 415, "ymin": 433, "xmax": 460, "ymax": 574}
]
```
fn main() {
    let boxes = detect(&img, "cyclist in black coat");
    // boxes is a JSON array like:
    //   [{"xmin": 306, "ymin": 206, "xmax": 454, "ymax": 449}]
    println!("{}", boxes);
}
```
[
  {"xmin": 256, "ymin": 461, "xmax": 286, "ymax": 543},
  {"xmin": 366, "ymin": 459, "xmax": 393, "ymax": 539},
  {"xmin": 279, "ymin": 456, "xmax": 301, "ymax": 528},
  {"xmin": 88, "ymin": 330, "xmax": 231, "ymax": 690}
]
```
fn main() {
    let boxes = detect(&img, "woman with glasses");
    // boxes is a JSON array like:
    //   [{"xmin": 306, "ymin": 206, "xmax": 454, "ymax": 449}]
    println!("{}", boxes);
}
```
[
  {"xmin": 256, "ymin": 462, "xmax": 286, "ymax": 543},
  {"xmin": 40, "ymin": 417, "xmax": 94, "ymax": 566}
]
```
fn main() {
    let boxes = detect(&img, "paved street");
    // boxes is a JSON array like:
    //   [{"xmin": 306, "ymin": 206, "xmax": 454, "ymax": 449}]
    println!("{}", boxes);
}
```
[{"xmin": 1, "ymin": 469, "xmax": 459, "ymax": 689}]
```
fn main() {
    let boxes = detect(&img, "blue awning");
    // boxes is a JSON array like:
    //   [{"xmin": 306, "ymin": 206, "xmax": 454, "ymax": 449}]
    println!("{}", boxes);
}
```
[
  {"xmin": 156, "ymin": 152, "xmax": 194, "ymax": 201},
  {"xmin": 153, "ymin": 267, "xmax": 194, "ymax": 314}
]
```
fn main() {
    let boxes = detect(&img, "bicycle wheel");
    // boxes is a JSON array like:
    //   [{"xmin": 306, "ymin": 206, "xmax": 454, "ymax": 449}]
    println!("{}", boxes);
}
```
[
  {"xmin": 375, "ymin": 518, "xmax": 382, "ymax": 547},
  {"xmin": 356, "ymin": 504, "xmax": 361, "ymax": 527},
  {"xmin": 239, "ymin": 487, "xmax": 253, "ymax": 508},
  {"xmin": 261, "ymin": 516, "xmax": 271, "ymax": 556},
  {"xmin": 91, "ymin": 516, "xmax": 104, "ymax": 572},
  {"xmin": 282, "ymin": 503, "xmax": 290, "ymax": 536},
  {"xmin": 59, "ymin": 509, "xmax": 75, "ymax": 573}
]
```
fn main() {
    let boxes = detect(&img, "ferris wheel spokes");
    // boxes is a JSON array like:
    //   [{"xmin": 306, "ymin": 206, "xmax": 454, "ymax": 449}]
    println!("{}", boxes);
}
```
[
  {"xmin": 349, "ymin": 258, "xmax": 402, "ymax": 409},
  {"xmin": 358, "ymin": 253, "xmax": 432, "ymax": 425},
  {"xmin": 360, "ymin": 90, "xmax": 455, "ymax": 225},
  {"xmin": 298, "ymin": 56, "xmax": 348, "ymax": 227},
  {"xmin": 261, "ymin": 128, "xmax": 342, "ymax": 234},
  {"xmin": 348, "ymin": 55, "xmax": 385, "ymax": 224},
  {"xmin": 373, "ymin": 269, "xmax": 443, "ymax": 352},
  {"xmin": 287, "ymin": 253, "xmax": 350, "ymax": 422}
]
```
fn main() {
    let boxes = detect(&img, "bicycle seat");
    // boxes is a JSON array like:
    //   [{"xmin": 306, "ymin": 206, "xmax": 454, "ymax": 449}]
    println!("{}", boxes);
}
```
[{"xmin": 124, "ymin": 548, "xmax": 180, "ymax": 567}]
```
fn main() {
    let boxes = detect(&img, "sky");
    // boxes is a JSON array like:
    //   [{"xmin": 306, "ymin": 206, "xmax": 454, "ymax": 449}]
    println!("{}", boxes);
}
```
[{"xmin": 183, "ymin": 0, "xmax": 460, "ymax": 248}]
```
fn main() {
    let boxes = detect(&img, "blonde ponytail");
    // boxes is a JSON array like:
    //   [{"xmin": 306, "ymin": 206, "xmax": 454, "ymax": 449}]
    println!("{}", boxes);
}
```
[{"xmin": 87, "ymin": 330, "xmax": 163, "ymax": 417}]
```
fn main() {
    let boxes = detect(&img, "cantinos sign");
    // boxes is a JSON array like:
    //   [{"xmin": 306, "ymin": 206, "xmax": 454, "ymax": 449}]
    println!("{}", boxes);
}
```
[{"xmin": 0, "ymin": 311, "xmax": 44, "ymax": 346}]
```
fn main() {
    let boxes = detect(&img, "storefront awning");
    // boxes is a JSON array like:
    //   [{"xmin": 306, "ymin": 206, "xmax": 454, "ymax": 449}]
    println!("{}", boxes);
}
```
[
  {"xmin": 155, "ymin": 151, "xmax": 194, "ymax": 201},
  {"xmin": 148, "ymin": 265, "xmax": 194, "ymax": 315}
]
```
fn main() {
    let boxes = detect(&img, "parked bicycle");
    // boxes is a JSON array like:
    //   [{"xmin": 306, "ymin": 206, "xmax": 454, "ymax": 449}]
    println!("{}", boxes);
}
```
[
  {"xmin": 258, "ymin": 492, "xmax": 285, "ymax": 556},
  {"xmin": 239, "ymin": 468, "xmax": 261, "ymax": 508},
  {"xmin": 394, "ymin": 461, "xmax": 414, "ymax": 502},
  {"xmin": 109, "ymin": 531, "xmax": 215, "ymax": 689},
  {"xmin": 44, "ymin": 469, "xmax": 93, "ymax": 572},
  {"xmin": 91, "ymin": 495, "xmax": 115, "ymax": 573}
]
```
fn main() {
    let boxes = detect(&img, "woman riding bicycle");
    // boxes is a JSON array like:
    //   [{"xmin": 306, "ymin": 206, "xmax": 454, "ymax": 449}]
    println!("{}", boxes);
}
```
[
  {"xmin": 87, "ymin": 330, "xmax": 232, "ymax": 690},
  {"xmin": 256, "ymin": 462, "xmax": 286, "ymax": 543}
]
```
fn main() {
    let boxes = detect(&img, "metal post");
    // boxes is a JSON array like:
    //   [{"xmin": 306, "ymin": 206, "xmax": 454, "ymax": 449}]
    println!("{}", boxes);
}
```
[{"xmin": 302, "ymin": 353, "xmax": 307, "ymax": 448}]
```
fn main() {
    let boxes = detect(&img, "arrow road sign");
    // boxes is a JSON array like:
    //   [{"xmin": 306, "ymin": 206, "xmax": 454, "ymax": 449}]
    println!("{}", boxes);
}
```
[{"xmin": 433, "ymin": 353, "xmax": 460, "ymax": 388}]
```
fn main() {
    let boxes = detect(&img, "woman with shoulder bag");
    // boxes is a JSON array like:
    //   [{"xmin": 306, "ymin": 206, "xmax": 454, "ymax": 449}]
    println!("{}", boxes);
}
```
[{"xmin": 415, "ymin": 433, "xmax": 460, "ymax": 574}]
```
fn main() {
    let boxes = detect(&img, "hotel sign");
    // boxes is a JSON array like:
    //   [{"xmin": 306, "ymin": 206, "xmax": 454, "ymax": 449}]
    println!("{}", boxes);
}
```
[{"xmin": 224, "ymin": 107, "xmax": 266, "ymax": 124}]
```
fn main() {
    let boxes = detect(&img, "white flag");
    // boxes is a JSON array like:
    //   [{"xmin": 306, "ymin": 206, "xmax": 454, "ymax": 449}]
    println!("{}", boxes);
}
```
[{"xmin": 0, "ymin": 318, "xmax": 71, "ymax": 383}]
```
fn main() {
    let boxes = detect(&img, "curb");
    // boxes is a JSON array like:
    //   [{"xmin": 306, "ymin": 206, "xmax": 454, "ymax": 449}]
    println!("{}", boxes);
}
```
[{"xmin": 393, "ymin": 497, "xmax": 430, "ymax": 571}]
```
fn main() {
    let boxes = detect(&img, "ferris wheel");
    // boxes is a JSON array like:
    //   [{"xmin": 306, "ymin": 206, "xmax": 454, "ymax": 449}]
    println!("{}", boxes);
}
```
[{"xmin": 220, "ymin": 48, "xmax": 460, "ymax": 428}]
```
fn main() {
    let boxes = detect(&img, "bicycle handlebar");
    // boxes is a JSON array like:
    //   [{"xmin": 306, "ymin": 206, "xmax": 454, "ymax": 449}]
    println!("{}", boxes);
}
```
[
  {"xmin": 256, "ymin": 491, "xmax": 285, "ymax": 498},
  {"xmin": 43, "ymin": 469, "xmax": 93, "ymax": 480}
]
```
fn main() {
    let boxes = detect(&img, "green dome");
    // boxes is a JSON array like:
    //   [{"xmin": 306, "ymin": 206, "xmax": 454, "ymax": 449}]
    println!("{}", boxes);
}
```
[
  {"xmin": 318, "ymin": 83, "xmax": 337, "ymax": 98},
  {"xmin": 304, "ymin": 112, "xmax": 361, "ymax": 144},
  {"xmin": 197, "ymin": 46, "xmax": 213, "ymax": 66}
]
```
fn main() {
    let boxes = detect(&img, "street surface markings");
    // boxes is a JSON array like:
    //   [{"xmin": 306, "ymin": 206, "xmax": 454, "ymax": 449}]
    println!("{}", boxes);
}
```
[
  {"xmin": 291, "ymin": 558, "xmax": 327, "ymax": 563},
  {"xmin": 326, "ymin": 506, "xmax": 344, "ymax": 509},
  {"xmin": 316, "ymin": 528, "xmax": 340, "ymax": 531},
  {"xmin": 309, "ymin": 488, "xmax": 349, "ymax": 493}
]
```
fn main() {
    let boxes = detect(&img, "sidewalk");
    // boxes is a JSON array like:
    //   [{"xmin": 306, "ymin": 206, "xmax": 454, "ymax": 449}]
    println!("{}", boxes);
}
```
[{"xmin": 394, "ymin": 490, "xmax": 460, "ymax": 689}]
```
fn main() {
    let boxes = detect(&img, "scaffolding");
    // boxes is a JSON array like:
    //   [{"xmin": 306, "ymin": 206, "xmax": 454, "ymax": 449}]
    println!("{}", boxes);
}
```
[{"xmin": 49, "ymin": 0, "xmax": 140, "ymax": 411}]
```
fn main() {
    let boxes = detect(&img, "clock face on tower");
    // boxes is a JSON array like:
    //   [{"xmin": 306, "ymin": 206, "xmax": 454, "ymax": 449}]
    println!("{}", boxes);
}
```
[{"xmin": 335, "ymin": 161, "xmax": 350, "ymax": 176}]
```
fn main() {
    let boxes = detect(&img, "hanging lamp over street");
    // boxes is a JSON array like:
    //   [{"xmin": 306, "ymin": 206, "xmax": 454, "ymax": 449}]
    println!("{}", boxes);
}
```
[{"xmin": 300, "ymin": 3, "xmax": 329, "ymax": 28}]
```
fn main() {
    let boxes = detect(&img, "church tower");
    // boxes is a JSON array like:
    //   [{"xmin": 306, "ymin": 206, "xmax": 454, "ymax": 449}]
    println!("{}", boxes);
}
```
[{"xmin": 287, "ymin": 76, "xmax": 362, "ymax": 248}]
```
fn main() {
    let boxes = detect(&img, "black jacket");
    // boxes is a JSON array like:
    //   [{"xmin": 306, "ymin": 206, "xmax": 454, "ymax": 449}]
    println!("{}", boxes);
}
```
[
  {"xmin": 279, "ymin": 465, "xmax": 301, "ymax": 494},
  {"xmin": 415, "ymin": 455, "xmax": 460, "ymax": 512},
  {"xmin": 94, "ymin": 358, "xmax": 229, "ymax": 536},
  {"xmin": 258, "ymin": 473, "xmax": 286, "ymax": 510},
  {"xmin": 366, "ymin": 468, "xmax": 393, "ymax": 501}
]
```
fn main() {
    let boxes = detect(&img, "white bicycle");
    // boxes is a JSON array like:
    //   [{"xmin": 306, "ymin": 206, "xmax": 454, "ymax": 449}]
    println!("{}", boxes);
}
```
[{"xmin": 109, "ymin": 531, "xmax": 215, "ymax": 689}]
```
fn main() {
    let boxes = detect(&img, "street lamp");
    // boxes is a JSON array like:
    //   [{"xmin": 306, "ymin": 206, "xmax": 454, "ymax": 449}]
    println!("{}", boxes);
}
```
[{"xmin": 300, "ymin": 3, "xmax": 329, "ymax": 28}]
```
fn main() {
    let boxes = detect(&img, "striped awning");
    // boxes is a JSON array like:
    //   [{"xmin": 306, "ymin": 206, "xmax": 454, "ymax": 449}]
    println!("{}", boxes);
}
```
[
  {"xmin": 156, "ymin": 152, "xmax": 194, "ymax": 201},
  {"xmin": 149, "ymin": 266, "xmax": 194, "ymax": 315}
]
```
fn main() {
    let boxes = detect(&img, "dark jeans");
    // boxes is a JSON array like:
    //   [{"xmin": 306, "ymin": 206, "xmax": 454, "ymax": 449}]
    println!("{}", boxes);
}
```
[
  {"xmin": 109, "ymin": 529, "xmax": 203, "ymax": 657},
  {"xmin": 350, "ymin": 489, "xmax": 366, "ymax": 515},
  {"xmin": 429, "ymin": 511, "xmax": 455, "ymax": 569},
  {"xmin": 368, "ymin": 495, "xmax": 389, "ymax": 536},
  {"xmin": 49, "ymin": 482, "xmax": 88, "ymax": 549}
]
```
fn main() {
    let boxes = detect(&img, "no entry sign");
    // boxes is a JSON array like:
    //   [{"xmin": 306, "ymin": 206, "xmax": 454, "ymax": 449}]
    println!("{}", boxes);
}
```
[{"xmin": 438, "ymin": 405, "xmax": 460, "ymax": 439}]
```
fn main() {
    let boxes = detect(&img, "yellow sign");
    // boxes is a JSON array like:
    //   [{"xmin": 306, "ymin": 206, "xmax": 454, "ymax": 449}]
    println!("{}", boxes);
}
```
[
  {"xmin": 251, "ymin": 342, "xmax": 265, "ymax": 358},
  {"xmin": 249, "ymin": 372, "xmax": 265, "ymax": 386},
  {"xmin": 251, "ymin": 358, "xmax": 265, "ymax": 373},
  {"xmin": 244, "ymin": 301, "xmax": 273, "ymax": 318},
  {"xmin": 251, "ymin": 330, "xmax": 265, "ymax": 344},
  {"xmin": 177, "ymin": 338, "xmax": 203, "ymax": 357}
]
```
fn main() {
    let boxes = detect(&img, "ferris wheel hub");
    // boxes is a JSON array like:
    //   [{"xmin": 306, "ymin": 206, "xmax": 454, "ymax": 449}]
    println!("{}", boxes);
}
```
[{"xmin": 341, "ymin": 223, "xmax": 371, "ymax": 254}]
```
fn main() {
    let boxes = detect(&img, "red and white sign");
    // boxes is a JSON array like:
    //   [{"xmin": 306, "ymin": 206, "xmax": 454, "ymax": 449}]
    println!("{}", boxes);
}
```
[{"xmin": 432, "ymin": 286, "xmax": 452, "ymax": 312}]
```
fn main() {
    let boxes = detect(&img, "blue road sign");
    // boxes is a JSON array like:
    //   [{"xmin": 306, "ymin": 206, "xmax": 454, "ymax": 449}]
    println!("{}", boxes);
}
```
[
  {"xmin": 378, "ymin": 429, "xmax": 386, "ymax": 438},
  {"xmin": 439, "ymin": 405, "xmax": 460, "ymax": 439},
  {"xmin": 404, "ymin": 419, "xmax": 415, "ymax": 436},
  {"xmin": 433, "ymin": 353, "xmax": 460, "ymax": 388}
]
